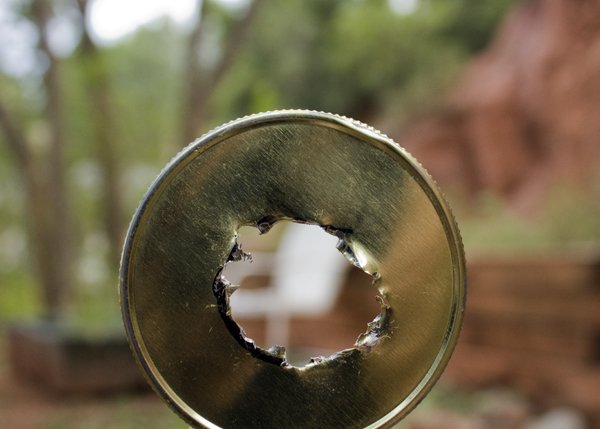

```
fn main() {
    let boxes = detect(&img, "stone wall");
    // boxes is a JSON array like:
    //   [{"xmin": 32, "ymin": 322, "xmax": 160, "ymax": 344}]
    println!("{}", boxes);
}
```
[
  {"xmin": 399, "ymin": 0, "xmax": 600, "ymax": 211},
  {"xmin": 444, "ymin": 250, "xmax": 600, "ymax": 425}
]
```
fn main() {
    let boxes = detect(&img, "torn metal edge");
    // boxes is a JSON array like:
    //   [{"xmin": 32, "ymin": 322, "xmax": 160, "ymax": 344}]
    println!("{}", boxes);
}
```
[{"xmin": 212, "ymin": 217, "xmax": 391, "ymax": 369}]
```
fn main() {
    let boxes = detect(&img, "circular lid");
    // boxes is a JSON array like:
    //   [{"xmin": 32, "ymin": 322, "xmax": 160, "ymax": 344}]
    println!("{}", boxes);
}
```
[{"xmin": 120, "ymin": 110, "xmax": 466, "ymax": 429}]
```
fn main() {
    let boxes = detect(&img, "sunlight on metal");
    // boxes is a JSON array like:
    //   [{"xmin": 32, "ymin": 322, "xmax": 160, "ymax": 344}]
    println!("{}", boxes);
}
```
[{"xmin": 121, "ymin": 110, "xmax": 466, "ymax": 429}]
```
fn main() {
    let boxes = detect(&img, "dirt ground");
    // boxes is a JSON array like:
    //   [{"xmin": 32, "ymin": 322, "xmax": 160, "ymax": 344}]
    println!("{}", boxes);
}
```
[
  {"xmin": 1, "ymin": 369, "xmax": 592, "ymax": 429},
  {"xmin": 0, "ymin": 370, "xmax": 186, "ymax": 429}
]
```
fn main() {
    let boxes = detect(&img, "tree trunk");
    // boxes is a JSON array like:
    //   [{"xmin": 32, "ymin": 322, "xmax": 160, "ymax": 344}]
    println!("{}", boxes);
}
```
[
  {"xmin": 31, "ymin": 0, "xmax": 73, "ymax": 320},
  {"xmin": 77, "ymin": 0, "xmax": 126, "ymax": 268},
  {"xmin": 0, "ymin": 101, "xmax": 64, "ymax": 321},
  {"xmin": 181, "ymin": 0, "xmax": 264, "ymax": 144},
  {"xmin": 181, "ymin": 0, "xmax": 209, "ymax": 145}
]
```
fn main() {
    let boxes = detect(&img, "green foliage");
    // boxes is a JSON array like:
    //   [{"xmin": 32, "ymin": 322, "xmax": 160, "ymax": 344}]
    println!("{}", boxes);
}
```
[
  {"xmin": 213, "ymin": 0, "xmax": 514, "ymax": 123},
  {"xmin": 0, "ymin": 0, "xmax": 516, "ymax": 325},
  {"xmin": 213, "ymin": 0, "xmax": 345, "ymax": 119},
  {"xmin": 14, "ymin": 0, "xmax": 519, "ymax": 140},
  {"xmin": 435, "ymin": 0, "xmax": 516, "ymax": 53},
  {"xmin": 0, "ymin": 270, "xmax": 39, "ymax": 322}
]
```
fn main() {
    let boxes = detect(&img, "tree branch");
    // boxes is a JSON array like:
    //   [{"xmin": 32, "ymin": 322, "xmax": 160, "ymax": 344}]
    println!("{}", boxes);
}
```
[
  {"xmin": 181, "ymin": 0, "xmax": 264, "ymax": 144},
  {"xmin": 0, "ymin": 100, "xmax": 30, "ymax": 169},
  {"xmin": 182, "ymin": 0, "xmax": 209, "ymax": 144},
  {"xmin": 210, "ymin": 0, "xmax": 263, "ymax": 91}
]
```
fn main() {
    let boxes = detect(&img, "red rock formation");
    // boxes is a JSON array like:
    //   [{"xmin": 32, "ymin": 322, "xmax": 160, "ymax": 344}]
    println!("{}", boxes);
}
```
[{"xmin": 401, "ymin": 0, "xmax": 600, "ymax": 210}]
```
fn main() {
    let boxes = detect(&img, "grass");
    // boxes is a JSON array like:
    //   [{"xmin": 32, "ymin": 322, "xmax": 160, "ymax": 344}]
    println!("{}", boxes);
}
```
[
  {"xmin": 40, "ymin": 398, "xmax": 186, "ymax": 429},
  {"xmin": 456, "ymin": 182, "xmax": 600, "ymax": 253}
]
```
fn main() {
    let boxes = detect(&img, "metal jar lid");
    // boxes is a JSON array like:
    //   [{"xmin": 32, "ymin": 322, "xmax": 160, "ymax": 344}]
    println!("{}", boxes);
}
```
[{"xmin": 120, "ymin": 110, "xmax": 466, "ymax": 429}]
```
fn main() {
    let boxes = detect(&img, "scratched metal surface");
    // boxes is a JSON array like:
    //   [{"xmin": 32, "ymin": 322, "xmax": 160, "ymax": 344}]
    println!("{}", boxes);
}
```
[{"xmin": 120, "ymin": 111, "xmax": 466, "ymax": 429}]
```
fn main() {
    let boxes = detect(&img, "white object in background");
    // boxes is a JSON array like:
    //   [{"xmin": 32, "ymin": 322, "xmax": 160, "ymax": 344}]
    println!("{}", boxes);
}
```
[{"xmin": 229, "ymin": 222, "xmax": 349, "ymax": 348}]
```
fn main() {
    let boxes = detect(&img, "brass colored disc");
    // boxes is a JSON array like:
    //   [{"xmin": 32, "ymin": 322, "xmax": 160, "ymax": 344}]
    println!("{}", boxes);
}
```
[{"xmin": 120, "ymin": 110, "xmax": 466, "ymax": 429}]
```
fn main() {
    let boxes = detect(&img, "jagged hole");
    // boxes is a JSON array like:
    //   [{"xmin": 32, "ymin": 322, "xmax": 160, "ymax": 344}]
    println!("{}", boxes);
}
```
[{"xmin": 220, "ymin": 220, "xmax": 383, "ymax": 367}]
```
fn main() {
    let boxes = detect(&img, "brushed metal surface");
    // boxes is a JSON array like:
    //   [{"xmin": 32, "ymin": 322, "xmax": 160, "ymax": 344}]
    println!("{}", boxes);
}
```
[{"xmin": 120, "ymin": 110, "xmax": 466, "ymax": 429}]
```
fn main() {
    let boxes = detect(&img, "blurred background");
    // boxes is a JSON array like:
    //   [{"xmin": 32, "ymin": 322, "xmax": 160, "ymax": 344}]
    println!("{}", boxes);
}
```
[{"xmin": 0, "ymin": 0, "xmax": 599, "ymax": 428}]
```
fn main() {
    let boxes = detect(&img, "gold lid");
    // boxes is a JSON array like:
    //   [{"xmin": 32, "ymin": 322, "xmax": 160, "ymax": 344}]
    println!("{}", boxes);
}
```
[{"xmin": 120, "ymin": 110, "xmax": 466, "ymax": 429}]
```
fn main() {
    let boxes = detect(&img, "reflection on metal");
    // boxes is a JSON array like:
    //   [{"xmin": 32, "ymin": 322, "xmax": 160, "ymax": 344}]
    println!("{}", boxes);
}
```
[{"xmin": 120, "ymin": 110, "xmax": 466, "ymax": 429}]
